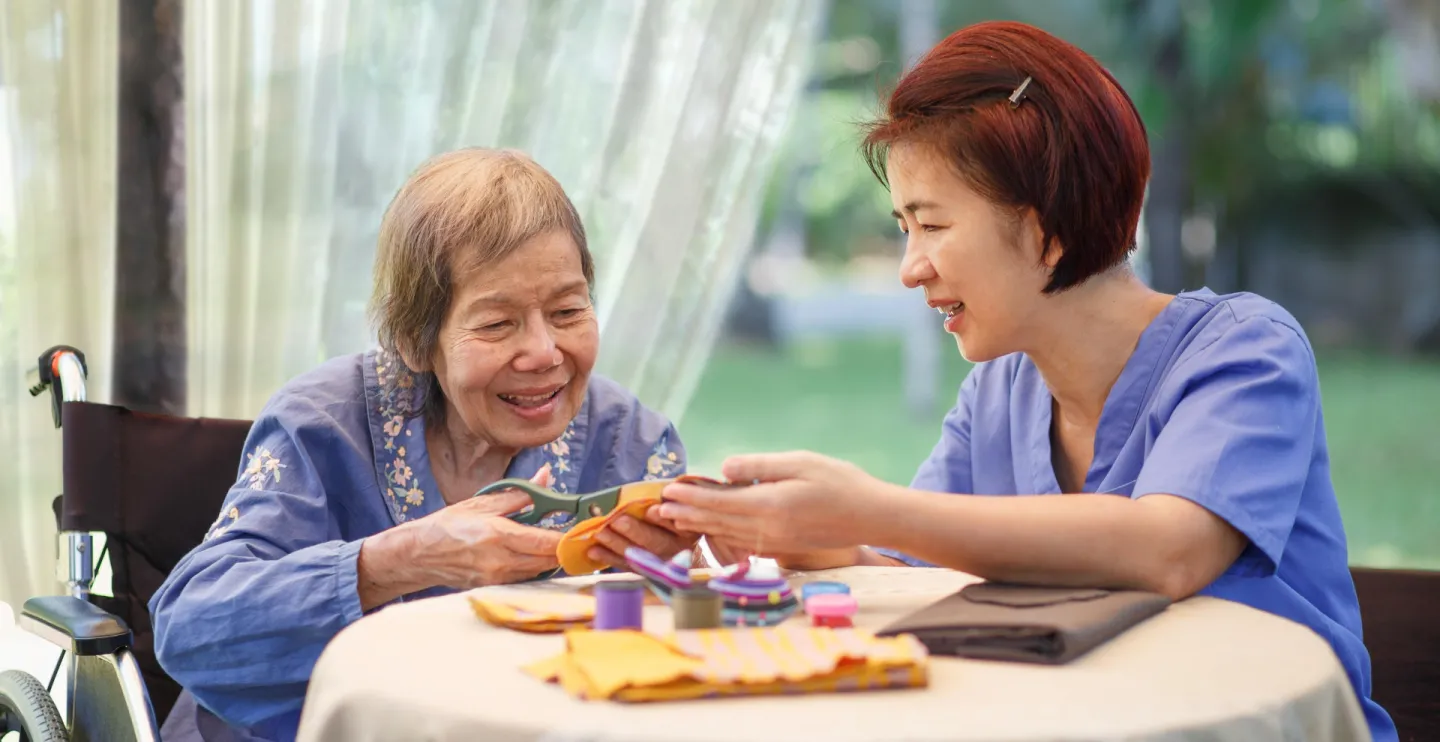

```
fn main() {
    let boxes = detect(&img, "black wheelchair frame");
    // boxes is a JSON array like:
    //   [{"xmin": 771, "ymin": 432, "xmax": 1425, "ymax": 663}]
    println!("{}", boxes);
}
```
[{"xmin": 2, "ymin": 347, "xmax": 159, "ymax": 742}]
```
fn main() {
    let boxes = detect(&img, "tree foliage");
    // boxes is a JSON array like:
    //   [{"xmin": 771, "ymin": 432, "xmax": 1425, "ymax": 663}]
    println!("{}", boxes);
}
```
[{"xmin": 760, "ymin": 0, "xmax": 1436, "ymax": 268}]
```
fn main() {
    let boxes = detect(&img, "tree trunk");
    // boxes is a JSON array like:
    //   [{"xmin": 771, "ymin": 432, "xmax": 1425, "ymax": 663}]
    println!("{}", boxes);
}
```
[
  {"xmin": 1143, "ymin": 27, "xmax": 1192, "ymax": 294},
  {"xmin": 112, "ymin": 0, "xmax": 186, "ymax": 414}
]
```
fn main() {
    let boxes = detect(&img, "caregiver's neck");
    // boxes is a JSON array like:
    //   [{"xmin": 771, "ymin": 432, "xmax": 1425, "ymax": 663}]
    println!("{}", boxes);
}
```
[{"xmin": 1022, "ymin": 266, "xmax": 1174, "ymax": 429}]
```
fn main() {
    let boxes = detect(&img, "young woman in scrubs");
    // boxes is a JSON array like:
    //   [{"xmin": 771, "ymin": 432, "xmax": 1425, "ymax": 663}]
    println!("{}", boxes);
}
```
[{"xmin": 660, "ymin": 20, "xmax": 1395, "ymax": 741}]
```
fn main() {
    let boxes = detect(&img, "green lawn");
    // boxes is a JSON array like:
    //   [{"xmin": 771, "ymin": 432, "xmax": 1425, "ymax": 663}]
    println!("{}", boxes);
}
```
[{"xmin": 681, "ymin": 336, "xmax": 1440, "ymax": 569}]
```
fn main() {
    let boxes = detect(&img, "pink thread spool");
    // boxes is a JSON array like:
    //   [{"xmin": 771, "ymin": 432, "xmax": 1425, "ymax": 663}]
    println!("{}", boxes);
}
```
[{"xmin": 806, "ymin": 593, "xmax": 857, "ymax": 629}]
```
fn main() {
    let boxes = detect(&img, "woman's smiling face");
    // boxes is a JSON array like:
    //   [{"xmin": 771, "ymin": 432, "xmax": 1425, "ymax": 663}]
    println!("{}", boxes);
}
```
[
  {"xmin": 888, "ymin": 143, "xmax": 1057, "ymax": 363},
  {"xmin": 430, "ymin": 229, "xmax": 599, "ymax": 451}
]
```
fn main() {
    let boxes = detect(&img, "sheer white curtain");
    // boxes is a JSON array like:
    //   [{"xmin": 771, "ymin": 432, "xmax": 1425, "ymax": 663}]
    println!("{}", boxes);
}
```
[
  {"xmin": 0, "ymin": 0, "xmax": 117, "ymax": 608},
  {"xmin": 185, "ymin": 0, "xmax": 823, "ymax": 422}
]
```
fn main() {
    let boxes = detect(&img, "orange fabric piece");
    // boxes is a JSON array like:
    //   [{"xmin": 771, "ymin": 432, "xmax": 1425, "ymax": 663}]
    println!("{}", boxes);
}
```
[
  {"xmin": 523, "ymin": 626, "xmax": 929, "ymax": 702},
  {"xmin": 555, "ymin": 475, "xmax": 730, "ymax": 575},
  {"xmin": 467, "ymin": 590, "xmax": 596, "ymax": 633}
]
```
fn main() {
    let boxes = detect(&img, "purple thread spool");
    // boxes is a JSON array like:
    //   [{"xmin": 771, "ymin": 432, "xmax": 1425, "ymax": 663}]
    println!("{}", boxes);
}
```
[{"xmin": 594, "ymin": 579, "xmax": 645, "ymax": 630}]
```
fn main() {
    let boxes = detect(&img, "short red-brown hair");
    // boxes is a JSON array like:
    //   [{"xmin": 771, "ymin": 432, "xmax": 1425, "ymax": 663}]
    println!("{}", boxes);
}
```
[{"xmin": 863, "ymin": 21, "xmax": 1149, "ymax": 293}]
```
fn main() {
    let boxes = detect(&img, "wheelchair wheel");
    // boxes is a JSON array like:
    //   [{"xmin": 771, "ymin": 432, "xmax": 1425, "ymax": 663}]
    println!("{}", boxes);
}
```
[{"xmin": 0, "ymin": 670, "xmax": 68, "ymax": 742}]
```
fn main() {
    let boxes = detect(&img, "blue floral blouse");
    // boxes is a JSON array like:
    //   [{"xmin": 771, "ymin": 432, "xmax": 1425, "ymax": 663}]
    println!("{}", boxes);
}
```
[{"xmin": 149, "ymin": 348, "xmax": 685, "ymax": 742}]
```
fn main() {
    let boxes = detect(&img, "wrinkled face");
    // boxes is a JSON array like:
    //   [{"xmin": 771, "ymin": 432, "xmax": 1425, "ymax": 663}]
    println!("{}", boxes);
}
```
[
  {"xmin": 430, "ymin": 230, "xmax": 598, "ymax": 451},
  {"xmin": 889, "ymin": 144, "xmax": 1057, "ymax": 362}
]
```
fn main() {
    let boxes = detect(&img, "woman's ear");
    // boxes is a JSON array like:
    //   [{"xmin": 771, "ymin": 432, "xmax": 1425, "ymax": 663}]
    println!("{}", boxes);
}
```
[
  {"xmin": 1016, "ymin": 207, "xmax": 1062, "ymax": 270},
  {"xmin": 1040, "ymin": 236, "xmax": 1064, "ymax": 271},
  {"xmin": 1025, "ymin": 207, "xmax": 1059, "ymax": 270},
  {"xmin": 397, "ymin": 342, "xmax": 430, "ymax": 373}
]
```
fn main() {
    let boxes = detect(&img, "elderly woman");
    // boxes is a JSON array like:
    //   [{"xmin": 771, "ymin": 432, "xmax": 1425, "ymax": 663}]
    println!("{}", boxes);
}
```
[
  {"xmin": 150, "ymin": 148, "xmax": 694, "ymax": 741},
  {"xmin": 662, "ymin": 21, "xmax": 1396, "ymax": 742}
]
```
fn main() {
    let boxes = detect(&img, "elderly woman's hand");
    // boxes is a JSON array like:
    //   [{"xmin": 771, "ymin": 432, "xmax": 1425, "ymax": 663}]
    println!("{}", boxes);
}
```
[
  {"xmin": 417, "ymin": 490, "xmax": 565, "ymax": 587},
  {"xmin": 587, "ymin": 507, "xmax": 700, "ymax": 571},
  {"xmin": 357, "ymin": 469, "xmax": 563, "ymax": 610},
  {"xmin": 658, "ymin": 452, "xmax": 893, "ymax": 571}
]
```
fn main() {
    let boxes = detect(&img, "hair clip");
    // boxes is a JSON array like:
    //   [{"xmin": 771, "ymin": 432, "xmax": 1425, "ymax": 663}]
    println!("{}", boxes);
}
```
[{"xmin": 1009, "ymin": 76, "xmax": 1033, "ymax": 108}]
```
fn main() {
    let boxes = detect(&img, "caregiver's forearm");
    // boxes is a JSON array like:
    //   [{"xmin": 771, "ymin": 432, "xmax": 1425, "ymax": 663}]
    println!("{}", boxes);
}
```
[
  {"xmin": 856, "ymin": 547, "xmax": 907, "ymax": 567},
  {"xmin": 862, "ymin": 486, "xmax": 1234, "ymax": 599},
  {"xmin": 772, "ymin": 546, "xmax": 903, "ymax": 571}
]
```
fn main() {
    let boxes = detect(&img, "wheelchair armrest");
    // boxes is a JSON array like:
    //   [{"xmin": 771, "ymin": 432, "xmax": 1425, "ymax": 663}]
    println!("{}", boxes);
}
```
[{"xmin": 20, "ymin": 595, "xmax": 132, "ymax": 656}]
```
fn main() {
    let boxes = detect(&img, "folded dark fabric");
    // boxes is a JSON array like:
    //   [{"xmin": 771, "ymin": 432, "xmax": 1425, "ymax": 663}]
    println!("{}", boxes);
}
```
[{"xmin": 875, "ymin": 582, "xmax": 1171, "ymax": 664}]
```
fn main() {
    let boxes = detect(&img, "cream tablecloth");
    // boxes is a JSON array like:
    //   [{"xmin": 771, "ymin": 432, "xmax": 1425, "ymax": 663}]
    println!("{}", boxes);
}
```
[{"xmin": 296, "ymin": 566, "xmax": 1369, "ymax": 742}]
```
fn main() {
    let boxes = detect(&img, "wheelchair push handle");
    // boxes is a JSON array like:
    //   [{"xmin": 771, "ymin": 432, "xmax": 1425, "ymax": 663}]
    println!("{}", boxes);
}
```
[{"xmin": 29, "ymin": 345, "xmax": 89, "ymax": 428}]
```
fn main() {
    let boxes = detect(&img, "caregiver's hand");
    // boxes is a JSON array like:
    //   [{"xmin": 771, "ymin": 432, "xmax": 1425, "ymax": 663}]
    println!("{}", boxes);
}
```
[
  {"xmin": 587, "ymin": 507, "xmax": 700, "ymax": 571},
  {"xmin": 358, "ymin": 467, "xmax": 563, "ymax": 611},
  {"xmin": 703, "ymin": 537, "xmax": 758, "ymax": 568},
  {"xmin": 659, "ymin": 451, "xmax": 894, "ymax": 570}
]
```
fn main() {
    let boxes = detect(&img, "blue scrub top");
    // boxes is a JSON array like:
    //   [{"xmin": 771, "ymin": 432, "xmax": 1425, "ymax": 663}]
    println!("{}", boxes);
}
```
[{"xmin": 878, "ymin": 289, "xmax": 1396, "ymax": 742}]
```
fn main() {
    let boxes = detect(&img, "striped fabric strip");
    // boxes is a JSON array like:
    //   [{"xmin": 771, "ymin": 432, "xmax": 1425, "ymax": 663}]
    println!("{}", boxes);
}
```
[{"xmin": 524, "ymin": 626, "xmax": 929, "ymax": 702}]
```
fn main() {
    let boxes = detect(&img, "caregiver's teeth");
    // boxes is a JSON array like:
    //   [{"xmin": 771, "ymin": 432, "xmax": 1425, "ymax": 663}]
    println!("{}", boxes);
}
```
[{"xmin": 935, "ymin": 302, "xmax": 964, "ymax": 318}]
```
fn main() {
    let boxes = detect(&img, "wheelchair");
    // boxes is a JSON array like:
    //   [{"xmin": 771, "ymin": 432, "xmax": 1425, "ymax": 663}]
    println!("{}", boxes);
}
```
[{"xmin": 1, "ymin": 346, "xmax": 252, "ymax": 742}]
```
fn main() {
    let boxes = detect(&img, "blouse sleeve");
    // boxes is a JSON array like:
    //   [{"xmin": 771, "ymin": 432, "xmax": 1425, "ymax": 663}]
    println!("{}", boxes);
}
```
[
  {"xmin": 616, "ymin": 404, "xmax": 687, "ymax": 485},
  {"xmin": 641, "ymin": 424, "xmax": 687, "ymax": 481},
  {"xmin": 1132, "ymin": 313, "xmax": 1320, "ymax": 577},
  {"xmin": 872, "ymin": 371, "xmax": 979, "ymax": 567},
  {"xmin": 148, "ymin": 402, "xmax": 366, "ymax": 729}
]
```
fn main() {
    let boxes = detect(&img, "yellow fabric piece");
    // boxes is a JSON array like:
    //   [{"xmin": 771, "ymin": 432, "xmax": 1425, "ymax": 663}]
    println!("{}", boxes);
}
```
[
  {"xmin": 524, "ymin": 625, "xmax": 929, "ymax": 702},
  {"xmin": 467, "ymin": 590, "xmax": 595, "ymax": 633},
  {"xmin": 563, "ymin": 630, "xmax": 706, "ymax": 697}
]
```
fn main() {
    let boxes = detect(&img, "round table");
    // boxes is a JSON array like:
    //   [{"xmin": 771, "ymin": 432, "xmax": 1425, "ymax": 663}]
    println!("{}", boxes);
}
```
[{"xmin": 297, "ymin": 567, "xmax": 1370, "ymax": 742}]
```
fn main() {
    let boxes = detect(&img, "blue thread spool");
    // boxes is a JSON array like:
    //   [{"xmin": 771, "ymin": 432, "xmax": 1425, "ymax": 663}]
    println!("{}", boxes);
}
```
[
  {"xmin": 594, "ymin": 579, "xmax": 645, "ymax": 630},
  {"xmin": 801, "ymin": 581, "xmax": 851, "ymax": 604}
]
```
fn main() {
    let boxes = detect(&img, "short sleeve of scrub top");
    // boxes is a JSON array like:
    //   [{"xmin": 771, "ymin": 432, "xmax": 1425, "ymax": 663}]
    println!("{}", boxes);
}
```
[{"xmin": 1131, "ymin": 312, "xmax": 1317, "ymax": 576}]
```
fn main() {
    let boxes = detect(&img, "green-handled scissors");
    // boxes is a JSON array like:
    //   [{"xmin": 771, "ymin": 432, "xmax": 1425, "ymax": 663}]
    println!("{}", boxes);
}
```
[
  {"xmin": 472, "ymin": 478, "xmax": 630, "ymax": 581},
  {"xmin": 472, "ymin": 478, "xmax": 625, "ymax": 533}
]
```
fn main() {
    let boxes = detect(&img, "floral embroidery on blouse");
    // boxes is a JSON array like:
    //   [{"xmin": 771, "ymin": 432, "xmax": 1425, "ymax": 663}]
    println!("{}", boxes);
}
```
[
  {"xmin": 373, "ymin": 350, "xmax": 427, "ymax": 519},
  {"xmin": 644, "ymin": 437, "xmax": 683, "ymax": 480},
  {"xmin": 535, "ymin": 510, "xmax": 577, "ymax": 531},
  {"xmin": 204, "ymin": 506, "xmax": 241, "ymax": 542},
  {"xmin": 538, "ymin": 421, "xmax": 578, "ymax": 494},
  {"xmin": 241, "ymin": 447, "xmax": 287, "ymax": 489}
]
